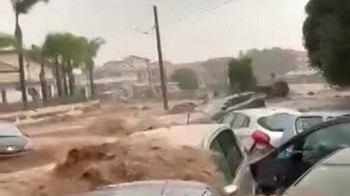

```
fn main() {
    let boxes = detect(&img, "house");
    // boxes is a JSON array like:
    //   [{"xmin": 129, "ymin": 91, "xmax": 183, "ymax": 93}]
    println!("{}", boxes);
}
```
[
  {"xmin": 0, "ymin": 51, "xmax": 54, "ymax": 103},
  {"xmin": 96, "ymin": 56, "xmax": 180, "ymax": 99}
]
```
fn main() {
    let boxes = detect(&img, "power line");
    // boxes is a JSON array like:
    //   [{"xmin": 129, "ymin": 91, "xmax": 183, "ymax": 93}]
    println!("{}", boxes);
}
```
[
  {"xmin": 131, "ymin": 0, "xmax": 238, "ymax": 35},
  {"xmin": 161, "ymin": 0, "xmax": 237, "ymax": 28}
]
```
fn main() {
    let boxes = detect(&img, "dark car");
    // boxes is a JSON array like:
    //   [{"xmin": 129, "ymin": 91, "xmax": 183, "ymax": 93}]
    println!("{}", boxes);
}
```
[
  {"xmin": 82, "ymin": 180, "xmax": 227, "ymax": 196},
  {"xmin": 203, "ymin": 92, "xmax": 266, "ymax": 121},
  {"xmin": 0, "ymin": 123, "xmax": 30, "ymax": 155},
  {"xmin": 246, "ymin": 117, "xmax": 350, "ymax": 195}
]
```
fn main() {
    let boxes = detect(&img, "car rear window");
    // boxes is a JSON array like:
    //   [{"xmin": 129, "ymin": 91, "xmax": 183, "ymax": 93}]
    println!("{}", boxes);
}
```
[{"xmin": 258, "ymin": 113, "xmax": 295, "ymax": 132}]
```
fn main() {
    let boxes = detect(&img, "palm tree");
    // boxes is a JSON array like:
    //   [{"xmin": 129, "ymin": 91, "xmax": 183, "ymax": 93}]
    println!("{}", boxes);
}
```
[
  {"xmin": 43, "ymin": 33, "xmax": 63, "ymax": 97},
  {"xmin": 84, "ymin": 37, "xmax": 105, "ymax": 98},
  {"xmin": 11, "ymin": 0, "xmax": 49, "ymax": 108},
  {"xmin": 27, "ymin": 44, "xmax": 48, "ymax": 102}
]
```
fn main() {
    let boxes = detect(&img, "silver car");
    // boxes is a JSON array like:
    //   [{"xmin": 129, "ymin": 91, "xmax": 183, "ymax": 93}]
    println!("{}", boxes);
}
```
[
  {"xmin": 280, "ymin": 110, "xmax": 350, "ymax": 145},
  {"xmin": 83, "ymin": 180, "xmax": 226, "ymax": 196},
  {"xmin": 284, "ymin": 148, "xmax": 350, "ymax": 196},
  {"xmin": 0, "ymin": 123, "xmax": 30, "ymax": 155},
  {"xmin": 84, "ymin": 180, "xmax": 224, "ymax": 196}
]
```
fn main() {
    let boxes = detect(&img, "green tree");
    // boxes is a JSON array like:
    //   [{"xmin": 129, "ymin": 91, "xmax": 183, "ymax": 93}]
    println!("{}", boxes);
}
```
[
  {"xmin": 228, "ymin": 56, "xmax": 256, "ymax": 93},
  {"xmin": 171, "ymin": 68, "xmax": 199, "ymax": 90},
  {"xmin": 42, "ymin": 33, "xmax": 92, "ymax": 97},
  {"xmin": 11, "ymin": 0, "xmax": 49, "ymax": 108},
  {"xmin": 303, "ymin": 0, "xmax": 350, "ymax": 86},
  {"xmin": 42, "ymin": 33, "xmax": 64, "ymax": 97},
  {"xmin": 0, "ymin": 33, "xmax": 16, "ymax": 50},
  {"xmin": 82, "ymin": 38, "xmax": 105, "ymax": 98}
]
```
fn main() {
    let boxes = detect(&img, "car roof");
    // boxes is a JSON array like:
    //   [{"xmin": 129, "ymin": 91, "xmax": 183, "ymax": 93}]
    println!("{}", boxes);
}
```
[
  {"xmin": 86, "ymin": 180, "xmax": 217, "ymax": 196},
  {"xmin": 322, "ymin": 148, "xmax": 350, "ymax": 165},
  {"xmin": 300, "ymin": 110, "xmax": 350, "ymax": 117},
  {"xmin": 234, "ymin": 107, "xmax": 300, "ymax": 117},
  {"xmin": 132, "ymin": 124, "xmax": 230, "ymax": 149}
]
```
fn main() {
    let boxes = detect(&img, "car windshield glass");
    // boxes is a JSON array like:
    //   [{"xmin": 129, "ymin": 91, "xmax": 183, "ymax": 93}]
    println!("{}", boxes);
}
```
[
  {"xmin": 293, "ymin": 164, "xmax": 350, "ymax": 196},
  {"xmin": 258, "ymin": 113, "xmax": 295, "ymax": 132},
  {"xmin": 295, "ymin": 116, "xmax": 323, "ymax": 133},
  {"xmin": 204, "ymin": 99, "xmax": 226, "ymax": 115},
  {"xmin": 0, "ymin": 124, "xmax": 22, "ymax": 137}
]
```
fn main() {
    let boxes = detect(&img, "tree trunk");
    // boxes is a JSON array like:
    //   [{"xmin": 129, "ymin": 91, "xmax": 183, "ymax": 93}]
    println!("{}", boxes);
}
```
[
  {"xmin": 1, "ymin": 90, "xmax": 7, "ymax": 104},
  {"xmin": 88, "ymin": 62, "xmax": 95, "ymax": 98},
  {"xmin": 15, "ymin": 13, "xmax": 28, "ymax": 109},
  {"xmin": 67, "ymin": 60, "xmax": 75, "ymax": 96},
  {"xmin": 54, "ymin": 56, "xmax": 62, "ymax": 97},
  {"xmin": 62, "ymin": 62, "xmax": 69, "ymax": 97},
  {"xmin": 39, "ymin": 61, "xmax": 48, "ymax": 102}
]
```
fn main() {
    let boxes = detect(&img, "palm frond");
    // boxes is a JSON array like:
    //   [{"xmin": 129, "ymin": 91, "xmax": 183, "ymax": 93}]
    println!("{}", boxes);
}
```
[{"xmin": 12, "ymin": 0, "xmax": 49, "ymax": 14}]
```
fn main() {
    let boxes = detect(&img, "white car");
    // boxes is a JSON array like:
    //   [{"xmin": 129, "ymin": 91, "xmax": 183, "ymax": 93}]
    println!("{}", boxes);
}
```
[
  {"xmin": 132, "ymin": 124, "xmax": 255, "ymax": 196},
  {"xmin": 218, "ymin": 107, "xmax": 300, "ymax": 150}
]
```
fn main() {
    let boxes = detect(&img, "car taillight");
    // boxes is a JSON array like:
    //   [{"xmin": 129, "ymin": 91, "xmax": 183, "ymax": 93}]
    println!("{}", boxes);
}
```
[{"xmin": 251, "ymin": 130, "xmax": 270, "ymax": 145}]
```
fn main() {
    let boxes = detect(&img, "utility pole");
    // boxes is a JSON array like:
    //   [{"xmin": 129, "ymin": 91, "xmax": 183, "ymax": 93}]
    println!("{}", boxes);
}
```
[{"xmin": 153, "ymin": 5, "xmax": 169, "ymax": 110}]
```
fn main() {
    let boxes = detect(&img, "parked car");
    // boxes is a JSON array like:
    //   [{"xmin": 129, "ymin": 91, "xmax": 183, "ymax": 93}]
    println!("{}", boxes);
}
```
[
  {"xmin": 82, "ymin": 180, "xmax": 227, "ymax": 196},
  {"xmin": 218, "ymin": 108, "xmax": 300, "ymax": 150},
  {"xmin": 203, "ymin": 92, "xmax": 266, "ymax": 121},
  {"xmin": 280, "ymin": 110, "xmax": 350, "ymax": 145},
  {"xmin": 0, "ymin": 123, "xmax": 30, "ymax": 156},
  {"xmin": 247, "ymin": 117, "xmax": 350, "ymax": 195},
  {"xmin": 132, "ymin": 124, "xmax": 255, "ymax": 196},
  {"xmin": 283, "ymin": 148, "xmax": 350, "ymax": 196}
]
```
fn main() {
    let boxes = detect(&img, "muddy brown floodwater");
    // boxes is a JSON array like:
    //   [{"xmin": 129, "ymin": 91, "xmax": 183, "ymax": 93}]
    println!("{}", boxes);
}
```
[
  {"xmin": 0, "ymin": 104, "xmax": 222, "ymax": 196},
  {"xmin": 30, "ymin": 139, "xmax": 221, "ymax": 196}
]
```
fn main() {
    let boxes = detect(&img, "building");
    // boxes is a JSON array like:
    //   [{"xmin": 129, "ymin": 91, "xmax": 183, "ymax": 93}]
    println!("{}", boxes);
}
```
[
  {"xmin": 0, "ymin": 51, "xmax": 54, "ymax": 103},
  {"xmin": 96, "ymin": 55, "xmax": 180, "ymax": 99}
]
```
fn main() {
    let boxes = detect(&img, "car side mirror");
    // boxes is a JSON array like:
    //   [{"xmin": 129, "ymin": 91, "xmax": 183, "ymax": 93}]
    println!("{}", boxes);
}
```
[{"xmin": 224, "ymin": 184, "xmax": 237, "ymax": 196}]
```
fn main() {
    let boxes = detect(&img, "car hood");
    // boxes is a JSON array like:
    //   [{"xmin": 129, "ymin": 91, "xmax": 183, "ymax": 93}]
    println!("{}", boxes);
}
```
[{"xmin": 0, "ymin": 136, "xmax": 28, "ymax": 154}]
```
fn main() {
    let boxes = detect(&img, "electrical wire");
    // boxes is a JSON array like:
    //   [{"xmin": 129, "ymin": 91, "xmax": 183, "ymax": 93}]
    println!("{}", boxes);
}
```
[{"xmin": 132, "ymin": 0, "xmax": 237, "ymax": 35}]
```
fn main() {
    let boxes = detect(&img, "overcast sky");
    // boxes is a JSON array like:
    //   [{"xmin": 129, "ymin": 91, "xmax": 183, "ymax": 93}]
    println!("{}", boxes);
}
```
[{"xmin": 0, "ymin": 0, "xmax": 308, "ymax": 64}]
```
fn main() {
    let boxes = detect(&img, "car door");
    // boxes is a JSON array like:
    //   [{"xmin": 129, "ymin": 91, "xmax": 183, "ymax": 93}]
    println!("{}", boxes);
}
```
[
  {"xmin": 209, "ymin": 129, "xmax": 244, "ymax": 186},
  {"xmin": 250, "ymin": 119, "xmax": 350, "ymax": 195}
]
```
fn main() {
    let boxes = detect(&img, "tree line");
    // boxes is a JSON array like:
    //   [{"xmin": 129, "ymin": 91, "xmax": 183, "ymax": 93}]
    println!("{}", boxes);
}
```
[{"xmin": 0, "ymin": 0, "xmax": 105, "ymax": 107}]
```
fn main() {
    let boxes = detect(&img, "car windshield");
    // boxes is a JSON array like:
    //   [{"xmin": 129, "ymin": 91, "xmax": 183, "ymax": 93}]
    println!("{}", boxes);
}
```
[
  {"xmin": 292, "ymin": 164, "xmax": 350, "ymax": 196},
  {"xmin": 204, "ymin": 98, "xmax": 227, "ymax": 116},
  {"xmin": 0, "ymin": 124, "xmax": 23, "ymax": 137},
  {"xmin": 295, "ymin": 116, "xmax": 324, "ymax": 133},
  {"xmin": 203, "ymin": 94, "xmax": 253, "ymax": 116}
]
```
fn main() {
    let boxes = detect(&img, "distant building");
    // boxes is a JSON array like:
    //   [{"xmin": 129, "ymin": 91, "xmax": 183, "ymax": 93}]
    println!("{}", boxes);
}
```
[
  {"xmin": 96, "ymin": 55, "xmax": 180, "ymax": 99},
  {"xmin": 0, "ymin": 51, "xmax": 54, "ymax": 103}
]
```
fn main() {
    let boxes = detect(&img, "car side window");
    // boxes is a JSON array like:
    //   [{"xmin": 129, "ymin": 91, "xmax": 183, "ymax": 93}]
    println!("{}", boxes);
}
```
[
  {"xmin": 210, "ymin": 129, "xmax": 243, "ymax": 184},
  {"xmin": 258, "ymin": 113, "xmax": 295, "ymax": 132},
  {"xmin": 232, "ymin": 113, "xmax": 250, "ymax": 128},
  {"xmin": 220, "ymin": 113, "xmax": 237, "ymax": 126},
  {"xmin": 210, "ymin": 138, "xmax": 233, "ymax": 185},
  {"xmin": 302, "ymin": 122, "xmax": 350, "ymax": 165},
  {"xmin": 278, "ymin": 122, "xmax": 350, "ymax": 165}
]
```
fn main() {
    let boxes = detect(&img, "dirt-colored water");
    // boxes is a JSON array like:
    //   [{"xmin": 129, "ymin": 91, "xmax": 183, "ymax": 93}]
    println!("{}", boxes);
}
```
[{"xmin": 29, "ymin": 140, "xmax": 220, "ymax": 196}]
